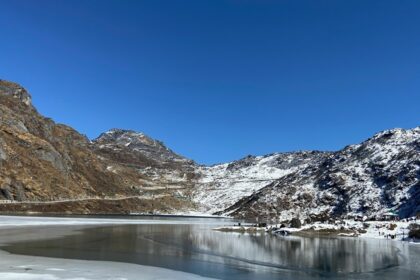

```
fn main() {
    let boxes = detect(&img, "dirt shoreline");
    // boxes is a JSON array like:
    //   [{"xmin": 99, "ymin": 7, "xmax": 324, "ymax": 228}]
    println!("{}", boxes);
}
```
[{"xmin": 0, "ymin": 196, "xmax": 196, "ymax": 215}]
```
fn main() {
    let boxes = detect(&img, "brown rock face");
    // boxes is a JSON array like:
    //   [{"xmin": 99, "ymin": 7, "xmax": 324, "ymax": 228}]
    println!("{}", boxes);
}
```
[
  {"xmin": 0, "ymin": 80, "xmax": 32, "ymax": 106},
  {"xmin": 0, "ymin": 80, "xmax": 195, "ymax": 213}
]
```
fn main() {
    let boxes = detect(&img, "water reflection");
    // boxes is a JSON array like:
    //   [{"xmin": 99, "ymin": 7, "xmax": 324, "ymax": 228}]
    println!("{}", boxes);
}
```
[{"xmin": 2, "ymin": 223, "xmax": 418, "ymax": 280}]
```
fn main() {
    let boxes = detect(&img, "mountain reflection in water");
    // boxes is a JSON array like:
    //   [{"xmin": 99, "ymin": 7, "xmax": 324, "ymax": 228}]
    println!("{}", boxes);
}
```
[{"xmin": 3, "ymin": 222, "xmax": 418, "ymax": 280}]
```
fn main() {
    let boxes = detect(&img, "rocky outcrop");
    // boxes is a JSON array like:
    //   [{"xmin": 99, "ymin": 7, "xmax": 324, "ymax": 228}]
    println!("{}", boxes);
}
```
[
  {"xmin": 0, "ymin": 80, "xmax": 32, "ymax": 106},
  {"xmin": 94, "ymin": 129, "xmax": 192, "ymax": 166}
]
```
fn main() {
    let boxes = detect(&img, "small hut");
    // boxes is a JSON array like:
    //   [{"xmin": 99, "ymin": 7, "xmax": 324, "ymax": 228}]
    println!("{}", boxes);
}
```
[{"xmin": 382, "ymin": 212, "xmax": 399, "ymax": 221}]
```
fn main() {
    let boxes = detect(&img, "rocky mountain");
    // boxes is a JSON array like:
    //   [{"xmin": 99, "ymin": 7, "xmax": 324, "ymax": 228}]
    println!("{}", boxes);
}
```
[
  {"xmin": 94, "ymin": 129, "xmax": 192, "ymax": 167},
  {"xmin": 193, "ymin": 151, "xmax": 331, "ymax": 214},
  {"xmin": 215, "ymin": 128, "xmax": 420, "ymax": 222},
  {"xmin": 0, "ymin": 80, "xmax": 419, "ymax": 220},
  {"xmin": 0, "ymin": 80, "xmax": 195, "ymax": 214},
  {"xmin": 93, "ymin": 129, "xmax": 196, "ymax": 186}
]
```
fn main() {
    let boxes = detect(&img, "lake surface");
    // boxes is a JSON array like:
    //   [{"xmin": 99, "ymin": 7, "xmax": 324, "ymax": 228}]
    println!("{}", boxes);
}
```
[{"xmin": 1, "ymin": 216, "xmax": 420, "ymax": 280}]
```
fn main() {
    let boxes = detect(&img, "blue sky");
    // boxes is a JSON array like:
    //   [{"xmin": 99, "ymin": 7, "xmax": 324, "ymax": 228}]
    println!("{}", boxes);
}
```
[{"xmin": 1, "ymin": 0, "xmax": 419, "ymax": 164}]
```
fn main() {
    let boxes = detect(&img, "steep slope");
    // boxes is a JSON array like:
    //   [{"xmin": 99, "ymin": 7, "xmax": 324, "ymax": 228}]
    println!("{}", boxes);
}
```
[
  {"xmin": 217, "ymin": 128, "xmax": 420, "ymax": 221},
  {"xmin": 93, "ymin": 129, "xmax": 196, "ymax": 185},
  {"xmin": 0, "ymin": 80, "xmax": 195, "ymax": 213},
  {"xmin": 91, "ymin": 129, "xmax": 197, "ymax": 206},
  {"xmin": 193, "ymin": 151, "xmax": 331, "ymax": 213}
]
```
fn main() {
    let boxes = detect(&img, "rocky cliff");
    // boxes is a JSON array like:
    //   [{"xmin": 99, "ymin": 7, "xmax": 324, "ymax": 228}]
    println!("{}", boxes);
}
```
[
  {"xmin": 0, "ymin": 80, "xmax": 195, "ymax": 213},
  {"xmin": 0, "ymin": 80, "xmax": 418, "ymax": 220}
]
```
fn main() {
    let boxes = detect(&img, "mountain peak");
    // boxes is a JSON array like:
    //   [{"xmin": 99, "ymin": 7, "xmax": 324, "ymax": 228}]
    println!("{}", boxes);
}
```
[
  {"xmin": 366, "ymin": 127, "xmax": 420, "ymax": 145},
  {"xmin": 95, "ymin": 129, "xmax": 161, "ymax": 148},
  {"xmin": 93, "ymin": 128, "xmax": 192, "ymax": 166},
  {"xmin": 0, "ymin": 79, "xmax": 32, "ymax": 106}
]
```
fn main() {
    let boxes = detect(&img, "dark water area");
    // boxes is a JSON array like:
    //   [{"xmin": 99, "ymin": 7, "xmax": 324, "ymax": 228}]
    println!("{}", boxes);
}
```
[{"xmin": 2, "ymin": 218, "xmax": 420, "ymax": 280}]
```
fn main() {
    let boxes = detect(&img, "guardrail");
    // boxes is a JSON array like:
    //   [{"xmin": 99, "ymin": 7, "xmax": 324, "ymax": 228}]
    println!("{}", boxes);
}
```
[
  {"xmin": 0, "ymin": 200, "xmax": 14, "ymax": 204},
  {"xmin": 0, "ymin": 195, "xmax": 168, "ymax": 205}
]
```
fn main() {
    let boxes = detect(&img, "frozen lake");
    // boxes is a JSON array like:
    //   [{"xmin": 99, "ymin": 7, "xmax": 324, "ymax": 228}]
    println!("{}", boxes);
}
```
[{"xmin": 0, "ymin": 216, "xmax": 419, "ymax": 279}]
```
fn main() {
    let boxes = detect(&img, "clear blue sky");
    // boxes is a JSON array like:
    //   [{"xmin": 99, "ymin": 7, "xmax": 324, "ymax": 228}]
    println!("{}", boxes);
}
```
[{"xmin": 1, "ymin": 0, "xmax": 419, "ymax": 164}]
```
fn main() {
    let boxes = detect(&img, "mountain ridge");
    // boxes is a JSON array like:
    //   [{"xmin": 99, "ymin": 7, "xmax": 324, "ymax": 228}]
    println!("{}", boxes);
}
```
[{"xmin": 0, "ymin": 80, "xmax": 418, "ymax": 221}]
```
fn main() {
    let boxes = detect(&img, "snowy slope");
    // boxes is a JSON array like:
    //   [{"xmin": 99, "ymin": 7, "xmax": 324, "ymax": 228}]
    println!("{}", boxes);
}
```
[
  {"xmin": 217, "ymin": 127, "xmax": 420, "ymax": 221},
  {"xmin": 91, "ymin": 127, "xmax": 419, "ymax": 221},
  {"xmin": 193, "ymin": 152, "xmax": 330, "ymax": 213}
]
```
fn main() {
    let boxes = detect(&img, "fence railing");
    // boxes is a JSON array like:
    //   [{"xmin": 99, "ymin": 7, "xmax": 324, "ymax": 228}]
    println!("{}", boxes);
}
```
[{"xmin": 0, "ymin": 195, "xmax": 167, "ymax": 204}]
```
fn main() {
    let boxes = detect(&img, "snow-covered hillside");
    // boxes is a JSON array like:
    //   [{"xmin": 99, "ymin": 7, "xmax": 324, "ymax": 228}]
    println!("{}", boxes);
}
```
[
  {"xmin": 91, "ymin": 126, "xmax": 419, "ymax": 221},
  {"xmin": 215, "ymin": 127, "xmax": 419, "ymax": 222},
  {"xmin": 193, "ymin": 152, "xmax": 330, "ymax": 213}
]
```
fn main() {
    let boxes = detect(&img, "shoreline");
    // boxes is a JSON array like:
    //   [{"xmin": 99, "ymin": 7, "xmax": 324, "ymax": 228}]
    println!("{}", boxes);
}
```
[
  {"xmin": 1, "ymin": 215, "xmax": 419, "ymax": 280},
  {"xmin": 214, "ymin": 219, "xmax": 420, "ymax": 244},
  {"xmin": 0, "ymin": 212, "xmax": 231, "ymax": 220},
  {"xmin": 0, "ymin": 214, "xmax": 234, "ymax": 229}
]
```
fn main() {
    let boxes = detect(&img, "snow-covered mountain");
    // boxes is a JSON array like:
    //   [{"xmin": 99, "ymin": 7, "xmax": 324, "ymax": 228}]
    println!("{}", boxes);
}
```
[
  {"xmin": 0, "ymin": 80, "xmax": 418, "ymax": 220},
  {"xmin": 97, "ymin": 125, "xmax": 418, "ymax": 221},
  {"xmin": 193, "ymin": 152, "xmax": 331, "ymax": 214},
  {"xmin": 203, "ymin": 127, "xmax": 419, "ymax": 222}
]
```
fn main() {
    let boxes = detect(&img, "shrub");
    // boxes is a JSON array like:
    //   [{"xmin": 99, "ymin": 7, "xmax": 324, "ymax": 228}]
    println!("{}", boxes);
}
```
[
  {"xmin": 290, "ymin": 218, "xmax": 302, "ymax": 228},
  {"xmin": 408, "ymin": 224, "xmax": 420, "ymax": 239},
  {"xmin": 388, "ymin": 223, "xmax": 397, "ymax": 230}
]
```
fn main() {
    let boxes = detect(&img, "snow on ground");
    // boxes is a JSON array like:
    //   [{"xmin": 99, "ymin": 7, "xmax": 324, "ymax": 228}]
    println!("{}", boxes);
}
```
[
  {"xmin": 193, "ymin": 154, "xmax": 305, "ymax": 213},
  {"xmin": 0, "ymin": 250, "xmax": 216, "ymax": 280},
  {"xmin": 0, "ymin": 215, "xmax": 229, "ymax": 228},
  {"xmin": 270, "ymin": 219, "xmax": 420, "ymax": 243},
  {"xmin": 0, "ymin": 216, "xmax": 226, "ymax": 280},
  {"xmin": 215, "ymin": 219, "xmax": 420, "ymax": 244},
  {"xmin": 357, "ymin": 220, "xmax": 419, "ymax": 241}
]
